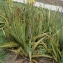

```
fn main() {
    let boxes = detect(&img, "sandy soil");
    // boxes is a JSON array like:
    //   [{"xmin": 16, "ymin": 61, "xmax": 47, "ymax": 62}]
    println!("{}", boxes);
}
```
[{"xmin": 4, "ymin": 52, "xmax": 55, "ymax": 63}]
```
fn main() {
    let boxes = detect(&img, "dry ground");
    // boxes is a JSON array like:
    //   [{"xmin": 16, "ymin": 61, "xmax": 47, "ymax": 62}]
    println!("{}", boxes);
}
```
[
  {"xmin": 36, "ymin": 0, "xmax": 63, "ymax": 6},
  {"xmin": 4, "ymin": 52, "xmax": 55, "ymax": 63}
]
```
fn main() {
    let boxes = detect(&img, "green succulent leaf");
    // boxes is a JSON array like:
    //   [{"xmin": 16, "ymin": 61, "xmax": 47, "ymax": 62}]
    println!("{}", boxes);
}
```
[{"xmin": 0, "ymin": 42, "xmax": 18, "ymax": 48}]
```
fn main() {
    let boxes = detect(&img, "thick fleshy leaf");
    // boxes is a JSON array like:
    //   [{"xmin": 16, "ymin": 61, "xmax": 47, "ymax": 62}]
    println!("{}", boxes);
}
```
[
  {"xmin": 32, "ymin": 33, "xmax": 49, "ymax": 41},
  {"xmin": 32, "ymin": 35, "xmax": 48, "ymax": 50},
  {"xmin": 0, "ymin": 42, "xmax": 18, "ymax": 48},
  {"xmin": 32, "ymin": 54, "xmax": 53, "ymax": 59}
]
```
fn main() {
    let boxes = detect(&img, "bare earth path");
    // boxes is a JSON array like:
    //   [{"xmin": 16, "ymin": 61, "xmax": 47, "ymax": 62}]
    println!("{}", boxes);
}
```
[{"xmin": 36, "ymin": 0, "xmax": 63, "ymax": 6}]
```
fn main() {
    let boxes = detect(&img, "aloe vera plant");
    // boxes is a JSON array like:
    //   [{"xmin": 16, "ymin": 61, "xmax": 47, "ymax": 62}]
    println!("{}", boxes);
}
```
[
  {"xmin": 0, "ymin": 0, "xmax": 63, "ymax": 63},
  {"xmin": 0, "ymin": 2, "xmax": 51, "ymax": 62}
]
